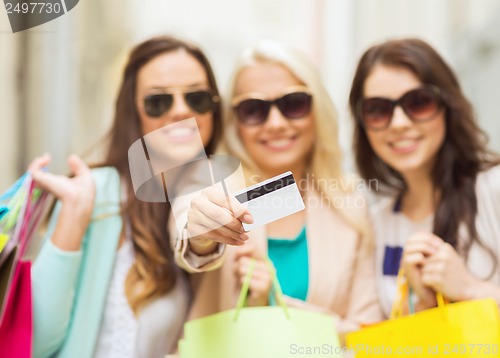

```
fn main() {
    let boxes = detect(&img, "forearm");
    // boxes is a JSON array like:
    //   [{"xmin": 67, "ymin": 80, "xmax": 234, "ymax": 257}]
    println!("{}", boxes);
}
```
[
  {"xmin": 173, "ymin": 231, "xmax": 226, "ymax": 273},
  {"xmin": 466, "ymin": 280, "xmax": 500, "ymax": 307},
  {"xmin": 49, "ymin": 201, "xmax": 91, "ymax": 251}
]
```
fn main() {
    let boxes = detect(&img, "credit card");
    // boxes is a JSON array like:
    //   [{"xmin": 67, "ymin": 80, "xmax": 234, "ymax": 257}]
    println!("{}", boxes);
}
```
[{"xmin": 232, "ymin": 171, "xmax": 305, "ymax": 231}]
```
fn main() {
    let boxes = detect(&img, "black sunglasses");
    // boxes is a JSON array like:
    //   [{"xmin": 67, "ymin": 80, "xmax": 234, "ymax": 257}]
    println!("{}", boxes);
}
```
[
  {"xmin": 143, "ymin": 89, "xmax": 219, "ymax": 118},
  {"xmin": 232, "ymin": 86, "xmax": 313, "ymax": 126},
  {"xmin": 358, "ymin": 85, "xmax": 443, "ymax": 130}
]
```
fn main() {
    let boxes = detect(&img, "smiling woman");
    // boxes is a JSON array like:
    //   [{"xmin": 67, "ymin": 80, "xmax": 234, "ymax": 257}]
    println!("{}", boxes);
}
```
[
  {"xmin": 362, "ymin": 65, "xmax": 446, "ymax": 176},
  {"xmin": 28, "ymin": 35, "xmax": 225, "ymax": 358},
  {"xmin": 185, "ymin": 40, "xmax": 383, "ymax": 338},
  {"xmin": 135, "ymin": 49, "xmax": 216, "ymax": 146},
  {"xmin": 349, "ymin": 38, "xmax": 500, "ymax": 316},
  {"xmin": 233, "ymin": 61, "xmax": 316, "ymax": 179}
]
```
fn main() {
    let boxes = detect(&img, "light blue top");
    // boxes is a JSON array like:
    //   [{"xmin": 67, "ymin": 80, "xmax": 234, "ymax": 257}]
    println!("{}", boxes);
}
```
[
  {"xmin": 268, "ymin": 226, "xmax": 309, "ymax": 302},
  {"xmin": 33, "ymin": 167, "xmax": 124, "ymax": 358}
]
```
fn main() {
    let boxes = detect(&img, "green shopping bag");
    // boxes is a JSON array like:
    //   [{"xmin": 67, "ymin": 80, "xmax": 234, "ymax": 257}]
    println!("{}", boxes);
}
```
[{"xmin": 179, "ymin": 259, "xmax": 342, "ymax": 358}]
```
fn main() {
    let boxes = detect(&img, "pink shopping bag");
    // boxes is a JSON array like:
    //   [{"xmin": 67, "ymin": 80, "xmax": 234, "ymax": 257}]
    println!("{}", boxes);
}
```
[
  {"xmin": 0, "ymin": 260, "xmax": 33, "ymax": 357},
  {"xmin": 0, "ymin": 175, "xmax": 49, "ymax": 357}
]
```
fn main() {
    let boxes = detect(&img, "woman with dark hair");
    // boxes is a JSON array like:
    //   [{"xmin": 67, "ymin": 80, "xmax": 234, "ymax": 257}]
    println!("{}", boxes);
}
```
[
  {"xmin": 29, "ymin": 35, "xmax": 224, "ymax": 357},
  {"xmin": 349, "ymin": 38, "xmax": 500, "ymax": 316}
]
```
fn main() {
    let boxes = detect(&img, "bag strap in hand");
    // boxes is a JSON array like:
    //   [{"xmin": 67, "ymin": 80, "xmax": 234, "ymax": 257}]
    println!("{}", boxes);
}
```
[
  {"xmin": 0, "ymin": 173, "xmax": 29, "ymax": 221},
  {"xmin": 233, "ymin": 258, "xmax": 290, "ymax": 321},
  {"xmin": 390, "ymin": 266, "xmax": 447, "ymax": 319}
]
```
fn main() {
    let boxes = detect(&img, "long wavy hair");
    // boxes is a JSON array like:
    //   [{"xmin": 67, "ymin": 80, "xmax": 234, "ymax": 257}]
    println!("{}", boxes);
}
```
[
  {"xmin": 100, "ymin": 35, "xmax": 222, "ymax": 314},
  {"xmin": 223, "ymin": 40, "xmax": 366, "ymax": 235},
  {"xmin": 349, "ymin": 38, "xmax": 499, "ymax": 265}
]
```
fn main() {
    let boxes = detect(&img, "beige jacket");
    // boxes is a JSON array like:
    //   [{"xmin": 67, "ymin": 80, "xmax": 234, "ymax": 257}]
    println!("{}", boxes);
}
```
[{"xmin": 187, "ymin": 190, "xmax": 384, "ymax": 335}]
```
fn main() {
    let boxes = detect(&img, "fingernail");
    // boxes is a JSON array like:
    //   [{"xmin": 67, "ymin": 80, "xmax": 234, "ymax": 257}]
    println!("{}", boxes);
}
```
[
  {"xmin": 239, "ymin": 233, "xmax": 249, "ymax": 241},
  {"xmin": 242, "ymin": 213, "xmax": 253, "ymax": 224}
]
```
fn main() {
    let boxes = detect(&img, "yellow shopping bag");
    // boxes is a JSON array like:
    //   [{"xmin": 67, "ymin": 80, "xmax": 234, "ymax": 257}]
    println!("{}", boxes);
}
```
[{"xmin": 346, "ymin": 269, "xmax": 500, "ymax": 357}]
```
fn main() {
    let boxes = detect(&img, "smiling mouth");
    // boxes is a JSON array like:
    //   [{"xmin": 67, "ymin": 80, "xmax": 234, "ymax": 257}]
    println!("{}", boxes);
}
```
[
  {"xmin": 261, "ymin": 136, "xmax": 298, "ymax": 150},
  {"xmin": 389, "ymin": 137, "xmax": 422, "ymax": 151},
  {"xmin": 163, "ymin": 126, "xmax": 198, "ymax": 142}
]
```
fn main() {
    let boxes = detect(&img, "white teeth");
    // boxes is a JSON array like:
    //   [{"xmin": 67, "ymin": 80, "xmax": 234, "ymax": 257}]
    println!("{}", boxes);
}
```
[
  {"xmin": 392, "ymin": 139, "xmax": 417, "ymax": 149},
  {"xmin": 166, "ymin": 127, "xmax": 193, "ymax": 138},
  {"xmin": 267, "ymin": 139, "xmax": 291, "ymax": 148}
]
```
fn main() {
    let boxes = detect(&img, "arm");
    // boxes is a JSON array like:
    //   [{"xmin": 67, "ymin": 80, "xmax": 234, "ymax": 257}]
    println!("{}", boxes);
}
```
[
  {"xmin": 417, "ymin": 165, "xmax": 500, "ymax": 308},
  {"xmin": 421, "ymin": 238, "xmax": 500, "ymax": 307},
  {"xmin": 29, "ymin": 154, "xmax": 94, "ymax": 357},
  {"xmin": 403, "ymin": 231, "xmax": 500, "ymax": 309},
  {"xmin": 402, "ymin": 232, "xmax": 440, "ymax": 310},
  {"xmin": 32, "ymin": 218, "xmax": 83, "ymax": 357},
  {"xmin": 233, "ymin": 243, "xmax": 272, "ymax": 307},
  {"xmin": 170, "ymin": 187, "xmax": 253, "ymax": 273},
  {"xmin": 465, "ymin": 280, "xmax": 500, "ymax": 306}
]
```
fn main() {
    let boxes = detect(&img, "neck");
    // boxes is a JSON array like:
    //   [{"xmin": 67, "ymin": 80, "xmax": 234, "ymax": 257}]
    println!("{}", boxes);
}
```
[
  {"xmin": 260, "ymin": 164, "xmax": 306, "ymax": 183},
  {"xmin": 400, "ymin": 169, "xmax": 437, "ymax": 221}
]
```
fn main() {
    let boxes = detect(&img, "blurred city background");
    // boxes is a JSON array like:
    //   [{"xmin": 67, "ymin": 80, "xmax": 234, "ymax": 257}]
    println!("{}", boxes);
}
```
[{"xmin": 1, "ymin": 0, "xmax": 500, "ymax": 189}]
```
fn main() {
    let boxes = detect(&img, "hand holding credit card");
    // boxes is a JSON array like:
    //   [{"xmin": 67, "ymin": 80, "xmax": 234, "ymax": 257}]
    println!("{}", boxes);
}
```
[{"xmin": 232, "ymin": 171, "xmax": 305, "ymax": 231}]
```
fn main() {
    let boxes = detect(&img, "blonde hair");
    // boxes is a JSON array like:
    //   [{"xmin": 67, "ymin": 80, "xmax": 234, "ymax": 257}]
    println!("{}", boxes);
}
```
[{"xmin": 222, "ymin": 40, "xmax": 366, "ymax": 235}]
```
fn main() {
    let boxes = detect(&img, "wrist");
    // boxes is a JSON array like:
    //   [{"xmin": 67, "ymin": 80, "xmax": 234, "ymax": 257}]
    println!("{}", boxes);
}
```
[
  {"xmin": 462, "ymin": 277, "xmax": 485, "ymax": 301},
  {"xmin": 60, "ymin": 197, "xmax": 93, "ymax": 221},
  {"xmin": 415, "ymin": 297, "xmax": 436, "ymax": 311},
  {"xmin": 412, "ymin": 287, "xmax": 437, "ymax": 311},
  {"xmin": 247, "ymin": 295, "xmax": 269, "ymax": 307},
  {"xmin": 188, "ymin": 236, "xmax": 218, "ymax": 255}
]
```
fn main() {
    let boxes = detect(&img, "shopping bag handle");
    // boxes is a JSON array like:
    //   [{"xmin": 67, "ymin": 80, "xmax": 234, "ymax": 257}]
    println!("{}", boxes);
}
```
[
  {"xmin": 0, "ymin": 175, "xmax": 32, "ymax": 231},
  {"xmin": 233, "ymin": 258, "xmax": 290, "ymax": 321},
  {"xmin": 390, "ymin": 267, "xmax": 447, "ymax": 319},
  {"xmin": 0, "ymin": 172, "xmax": 29, "ymax": 203}
]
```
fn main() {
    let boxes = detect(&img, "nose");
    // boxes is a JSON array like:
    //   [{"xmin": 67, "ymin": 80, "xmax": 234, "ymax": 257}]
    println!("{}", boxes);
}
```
[
  {"xmin": 389, "ymin": 105, "xmax": 413, "ymax": 130},
  {"xmin": 263, "ymin": 105, "xmax": 288, "ymax": 131},
  {"xmin": 168, "ymin": 93, "xmax": 192, "ymax": 121}
]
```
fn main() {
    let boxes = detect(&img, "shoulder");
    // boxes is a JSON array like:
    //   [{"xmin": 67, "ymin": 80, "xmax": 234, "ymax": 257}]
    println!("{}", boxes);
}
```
[
  {"xmin": 475, "ymin": 164, "xmax": 500, "ymax": 208},
  {"xmin": 476, "ymin": 164, "xmax": 500, "ymax": 190},
  {"xmin": 90, "ymin": 166, "xmax": 120, "ymax": 186}
]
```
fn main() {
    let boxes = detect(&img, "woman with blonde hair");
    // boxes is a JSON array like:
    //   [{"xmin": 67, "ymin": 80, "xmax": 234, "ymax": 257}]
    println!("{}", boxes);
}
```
[{"xmin": 186, "ymin": 40, "xmax": 383, "ymax": 334}]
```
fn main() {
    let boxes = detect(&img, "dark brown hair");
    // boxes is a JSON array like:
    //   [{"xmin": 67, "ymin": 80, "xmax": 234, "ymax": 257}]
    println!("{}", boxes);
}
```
[
  {"xmin": 101, "ymin": 35, "xmax": 222, "ymax": 313},
  {"xmin": 349, "ymin": 38, "xmax": 499, "ymax": 264}
]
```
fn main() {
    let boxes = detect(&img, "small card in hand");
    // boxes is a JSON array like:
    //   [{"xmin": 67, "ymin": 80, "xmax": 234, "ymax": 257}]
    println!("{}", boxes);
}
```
[{"xmin": 232, "ymin": 171, "xmax": 305, "ymax": 231}]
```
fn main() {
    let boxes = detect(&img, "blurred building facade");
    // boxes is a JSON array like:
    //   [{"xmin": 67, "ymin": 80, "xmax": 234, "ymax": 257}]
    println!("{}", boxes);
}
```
[{"xmin": 1, "ymin": 0, "xmax": 499, "ymax": 188}]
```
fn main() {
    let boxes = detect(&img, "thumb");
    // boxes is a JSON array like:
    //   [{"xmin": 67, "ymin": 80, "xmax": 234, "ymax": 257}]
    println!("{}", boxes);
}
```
[{"xmin": 67, "ymin": 155, "xmax": 90, "ymax": 177}]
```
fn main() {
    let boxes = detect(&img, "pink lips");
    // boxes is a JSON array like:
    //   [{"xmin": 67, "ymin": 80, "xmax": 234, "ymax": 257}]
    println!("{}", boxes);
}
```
[{"xmin": 388, "ymin": 137, "xmax": 422, "ymax": 154}]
